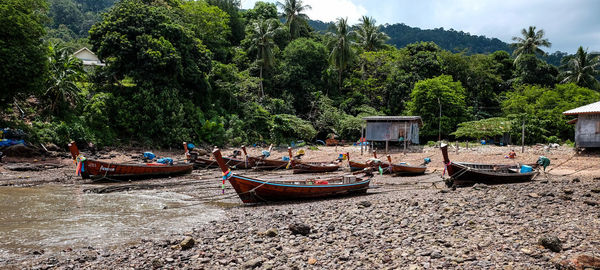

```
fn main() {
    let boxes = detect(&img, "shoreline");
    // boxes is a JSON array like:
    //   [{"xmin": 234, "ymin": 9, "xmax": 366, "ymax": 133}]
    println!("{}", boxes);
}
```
[{"xmin": 0, "ymin": 145, "xmax": 599, "ymax": 269}]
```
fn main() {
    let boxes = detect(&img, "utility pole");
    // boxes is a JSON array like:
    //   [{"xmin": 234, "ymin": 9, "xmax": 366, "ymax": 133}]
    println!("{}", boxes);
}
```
[
  {"xmin": 521, "ymin": 119, "xmax": 525, "ymax": 153},
  {"xmin": 437, "ymin": 97, "xmax": 442, "ymax": 144}
]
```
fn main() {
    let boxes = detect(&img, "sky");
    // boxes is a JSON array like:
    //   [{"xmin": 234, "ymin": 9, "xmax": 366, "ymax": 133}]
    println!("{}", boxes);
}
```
[{"xmin": 240, "ymin": 0, "xmax": 600, "ymax": 54}]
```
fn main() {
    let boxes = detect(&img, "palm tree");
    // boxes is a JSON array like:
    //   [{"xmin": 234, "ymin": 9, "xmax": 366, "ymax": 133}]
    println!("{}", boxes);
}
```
[
  {"xmin": 355, "ymin": 16, "xmax": 389, "ymax": 52},
  {"xmin": 511, "ymin": 26, "xmax": 552, "ymax": 63},
  {"xmin": 277, "ymin": 0, "xmax": 311, "ymax": 39},
  {"xmin": 560, "ymin": 46, "xmax": 600, "ymax": 89},
  {"xmin": 327, "ymin": 17, "xmax": 354, "ymax": 94},
  {"xmin": 45, "ymin": 43, "xmax": 86, "ymax": 114},
  {"xmin": 249, "ymin": 19, "xmax": 278, "ymax": 97}
]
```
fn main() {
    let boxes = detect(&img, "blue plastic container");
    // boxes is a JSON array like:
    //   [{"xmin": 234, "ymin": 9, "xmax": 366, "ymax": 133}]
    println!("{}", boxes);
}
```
[{"xmin": 520, "ymin": 165, "xmax": 532, "ymax": 173}]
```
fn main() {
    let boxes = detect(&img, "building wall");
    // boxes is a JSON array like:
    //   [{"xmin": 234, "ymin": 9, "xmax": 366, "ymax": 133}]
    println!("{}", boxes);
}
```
[
  {"xmin": 74, "ymin": 50, "xmax": 99, "ymax": 62},
  {"xmin": 575, "ymin": 114, "xmax": 600, "ymax": 148},
  {"xmin": 365, "ymin": 120, "xmax": 420, "ymax": 144}
]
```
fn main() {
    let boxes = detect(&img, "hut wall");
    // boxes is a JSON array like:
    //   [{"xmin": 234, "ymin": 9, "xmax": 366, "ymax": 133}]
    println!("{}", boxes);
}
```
[
  {"xmin": 575, "ymin": 114, "xmax": 600, "ymax": 148},
  {"xmin": 365, "ymin": 120, "xmax": 420, "ymax": 144}
]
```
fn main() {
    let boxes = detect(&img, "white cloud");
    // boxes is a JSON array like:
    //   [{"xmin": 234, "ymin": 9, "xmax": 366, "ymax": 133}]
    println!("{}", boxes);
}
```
[
  {"xmin": 241, "ymin": 0, "xmax": 600, "ymax": 53},
  {"xmin": 303, "ymin": 0, "xmax": 367, "ymax": 24},
  {"xmin": 241, "ymin": 0, "xmax": 367, "ymax": 24}
]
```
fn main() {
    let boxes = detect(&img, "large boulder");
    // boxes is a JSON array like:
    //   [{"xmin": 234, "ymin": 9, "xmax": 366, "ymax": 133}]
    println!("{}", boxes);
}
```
[
  {"xmin": 2, "ymin": 144, "xmax": 41, "ymax": 158},
  {"xmin": 539, "ymin": 235, "xmax": 562, "ymax": 252},
  {"xmin": 289, "ymin": 222, "xmax": 311, "ymax": 236}
]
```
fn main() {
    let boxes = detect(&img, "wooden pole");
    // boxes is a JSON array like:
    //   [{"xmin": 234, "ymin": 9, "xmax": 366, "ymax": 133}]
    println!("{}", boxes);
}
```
[
  {"xmin": 437, "ymin": 97, "xmax": 442, "ymax": 144},
  {"xmin": 466, "ymin": 141, "xmax": 469, "ymax": 150},
  {"xmin": 521, "ymin": 120, "xmax": 525, "ymax": 153},
  {"xmin": 403, "ymin": 122, "xmax": 407, "ymax": 155},
  {"xmin": 455, "ymin": 141, "xmax": 459, "ymax": 155},
  {"xmin": 360, "ymin": 126, "xmax": 364, "ymax": 156},
  {"xmin": 385, "ymin": 140, "xmax": 389, "ymax": 154}
]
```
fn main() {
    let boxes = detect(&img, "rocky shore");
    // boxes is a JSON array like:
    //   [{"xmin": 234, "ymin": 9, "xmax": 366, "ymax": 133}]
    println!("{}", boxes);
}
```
[{"xmin": 1, "ymin": 145, "xmax": 599, "ymax": 269}]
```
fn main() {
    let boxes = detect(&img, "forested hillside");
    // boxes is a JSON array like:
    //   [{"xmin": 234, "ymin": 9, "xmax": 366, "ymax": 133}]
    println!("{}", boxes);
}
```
[
  {"xmin": 382, "ymin": 23, "xmax": 510, "ymax": 54},
  {"xmin": 1, "ymin": 0, "xmax": 599, "ymax": 149}
]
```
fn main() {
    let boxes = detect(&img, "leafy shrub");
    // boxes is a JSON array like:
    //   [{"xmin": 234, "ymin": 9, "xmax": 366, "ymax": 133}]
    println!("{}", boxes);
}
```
[
  {"xmin": 270, "ymin": 114, "xmax": 316, "ymax": 144},
  {"xmin": 546, "ymin": 135, "xmax": 560, "ymax": 144}
]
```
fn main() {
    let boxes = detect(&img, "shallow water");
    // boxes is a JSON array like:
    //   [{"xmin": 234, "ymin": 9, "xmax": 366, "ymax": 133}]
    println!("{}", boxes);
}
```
[{"xmin": 0, "ymin": 185, "xmax": 224, "ymax": 259}]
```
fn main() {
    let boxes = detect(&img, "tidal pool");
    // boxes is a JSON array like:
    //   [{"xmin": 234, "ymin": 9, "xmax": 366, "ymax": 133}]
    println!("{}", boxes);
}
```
[{"xmin": 0, "ymin": 185, "xmax": 224, "ymax": 259}]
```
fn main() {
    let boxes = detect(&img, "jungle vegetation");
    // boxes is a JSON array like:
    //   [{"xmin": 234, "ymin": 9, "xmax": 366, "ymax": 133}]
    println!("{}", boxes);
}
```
[{"xmin": 1, "ymin": 0, "xmax": 599, "ymax": 148}]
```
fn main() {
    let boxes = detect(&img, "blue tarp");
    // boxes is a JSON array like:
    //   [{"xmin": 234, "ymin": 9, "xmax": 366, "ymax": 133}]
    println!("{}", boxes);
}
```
[{"xmin": 0, "ymin": 139, "xmax": 25, "ymax": 147}]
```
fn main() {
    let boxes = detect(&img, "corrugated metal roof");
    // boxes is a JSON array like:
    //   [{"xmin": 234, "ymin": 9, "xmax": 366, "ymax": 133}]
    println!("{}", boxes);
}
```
[
  {"xmin": 563, "ymin": 101, "xmax": 600, "ymax": 115},
  {"xmin": 363, "ymin": 116, "xmax": 421, "ymax": 121}
]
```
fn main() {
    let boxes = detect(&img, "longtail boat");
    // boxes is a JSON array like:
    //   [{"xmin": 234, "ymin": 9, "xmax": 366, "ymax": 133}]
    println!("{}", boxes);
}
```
[
  {"xmin": 183, "ymin": 142, "xmax": 219, "ymax": 169},
  {"xmin": 347, "ymin": 151, "xmax": 389, "ymax": 172},
  {"xmin": 288, "ymin": 148, "xmax": 339, "ymax": 174},
  {"xmin": 213, "ymin": 148, "xmax": 372, "ymax": 203},
  {"xmin": 241, "ymin": 146, "xmax": 289, "ymax": 170},
  {"xmin": 441, "ymin": 143, "xmax": 538, "ymax": 186},
  {"xmin": 68, "ymin": 142, "xmax": 192, "ymax": 180},
  {"xmin": 385, "ymin": 155, "xmax": 426, "ymax": 175}
]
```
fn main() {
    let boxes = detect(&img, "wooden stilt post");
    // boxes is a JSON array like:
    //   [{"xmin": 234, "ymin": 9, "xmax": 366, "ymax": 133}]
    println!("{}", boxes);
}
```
[
  {"xmin": 403, "ymin": 122, "xmax": 407, "ymax": 155},
  {"xmin": 360, "ymin": 126, "xmax": 364, "ymax": 156},
  {"xmin": 385, "ymin": 140, "xmax": 389, "ymax": 154}
]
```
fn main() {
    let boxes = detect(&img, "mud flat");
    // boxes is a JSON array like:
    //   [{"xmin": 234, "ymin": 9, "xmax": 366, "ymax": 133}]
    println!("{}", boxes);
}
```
[{"xmin": 0, "ymin": 145, "xmax": 599, "ymax": 269}]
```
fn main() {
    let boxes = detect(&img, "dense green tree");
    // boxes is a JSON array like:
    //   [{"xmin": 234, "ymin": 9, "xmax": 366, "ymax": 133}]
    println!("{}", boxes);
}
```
[
  {"xmin": 88, "ymin": 0, "xmax": 215, "ymax": 145},
  {"xmin": 355, "ymin": 16, "xmax": 389, "ymax": 52},
  {"xmin": 275, "ymin": 38, "xmax": 328, "ymax": 115},
  {"xmin": 270, "ymin": 113, "xmax": 316, "ymax": 144},
  {"xmin": 511, "ymin": 26, "xmax": 551, "ymax": 63},
  {"xmin": 206, "ymin": 0, "xmax": 245, "ymax": 45},
  {"xmin": 89, "ymin": 0, "xmax": 211, "ymax": 94},
  {"xmin": 513, "ymin": 54, "xmax": 558, "ymax": 86},
  {"xmin": 400, "ymin": 42, "xmax": 443, "ymax": 80},
  {"xmin": 406, "ymin": 75, "xmax": 469, "ymax": 139},
  {"xmin": 327, "ymin": 18, "xmax": 354, "ymax": 93},
  {"xmin": 248, "ymin": 19, "xmax": 279, "ymax": 97},
  {"xmin": 0, "ymin": 0, "xmax": 48, "ymax": 105},
  {"xmin": 44, "ymin": 43, "xmax": 86, "ymax": 115},
  {"xmin": 78, "ymin": 0, "xmax": 116, "ymax": 12},
  {"xmin": 243, "ymin": 1, "xmax": 278, "ymax": 21},
  {"xmin": 182, "ymin": 0, "xmax": 231, "ymax": 61},
  {"xmin": 559, "ymin": 46, "xmax": 600, "ymax": 90},
  {"xmin": 48, "ymin": 0, "xmax": 83, "ymax": 35},
  {"xmin": 277, "ymin": 0, "xmax": 311, "ymax": 40},
  {"xmin": 502, "ymin": 83, "xmax": 600, "ymax": 142},
  {"xmin": 346, "ymin": 49, "xmax": 403, "ymax": 113}
]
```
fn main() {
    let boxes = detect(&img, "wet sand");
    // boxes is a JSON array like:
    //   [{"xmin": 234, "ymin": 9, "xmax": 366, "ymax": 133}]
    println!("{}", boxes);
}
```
[{"xmin": 0, "ymin": 145, "xmax": 599, "ymax": 269}]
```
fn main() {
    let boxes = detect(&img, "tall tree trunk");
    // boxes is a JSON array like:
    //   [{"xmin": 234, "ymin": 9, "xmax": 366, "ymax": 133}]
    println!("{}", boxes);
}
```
[
  {"xmin": 338, "ymin": 68, "xmax": 343, "ymax": 93},
  {"xmin": 259, "ymin": 65, "xmax": 264, "ymax": 98}
]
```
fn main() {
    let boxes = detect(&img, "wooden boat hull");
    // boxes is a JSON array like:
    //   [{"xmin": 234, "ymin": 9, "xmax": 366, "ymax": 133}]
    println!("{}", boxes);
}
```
[
  {"xmin": 292, "ymin": 162, "xmax": 340, "ymax": 174},
  {"xmin": 251, "ymin": 157, "xmax": 290, "ymax": 170},
  {"xmin": 387, "ymin": 163, "xmax": 426, "ymax": 175},
  {"xmin": 348, "ymin": 160, "xmax": 389, "ymax": 172},
  {"xmin": 81, "ymin": 159, "xmax": 193, "ymax": 180},
  {"xmin": 441, "ymin": 144, "xmax": 537, "ymax": 186},
  {"xmin": 222, "ymin": 157, "xmax": 254, "ymax": 169},
  {"xmin": 445, "ymin": 162, "xmax": 537, "ymax": 186},
  {"xmin": 190, "ymin": 156, "xmax": 219, "ymax": 169},
  {"xmin": 227, "ymin": 174, "xmax": 370, "ymax": 203},
  {"xmin": 349, "ymin": 160, "xmax": 368, "ymax": 172}
]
